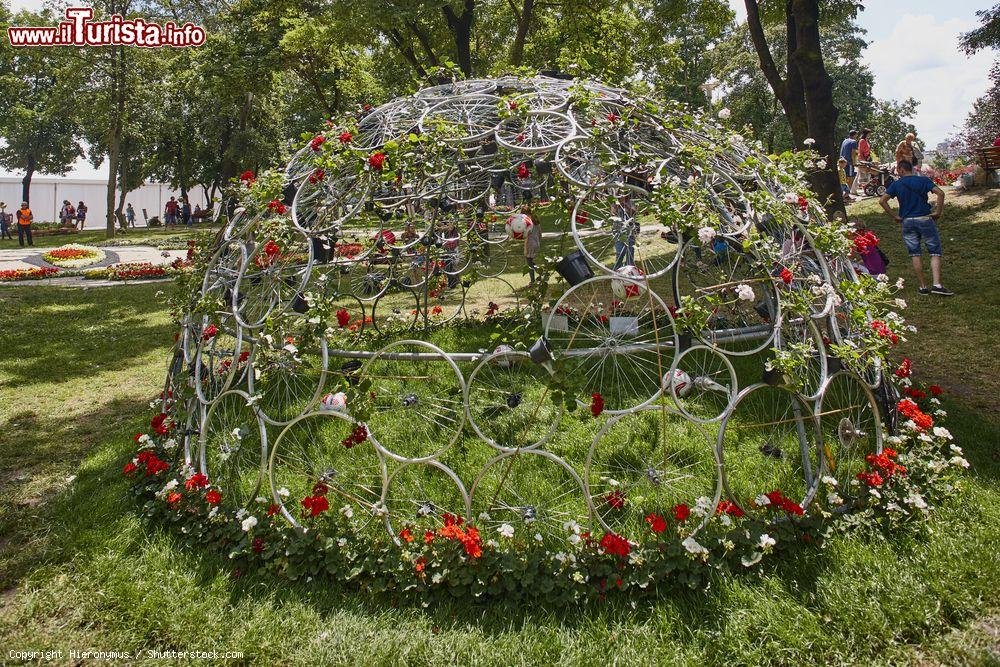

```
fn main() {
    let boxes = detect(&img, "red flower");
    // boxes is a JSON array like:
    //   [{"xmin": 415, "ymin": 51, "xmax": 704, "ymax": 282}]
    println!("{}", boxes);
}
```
[
  {"xmin": 895, "ymin": 358, "xmax": 912, "ymax": 379},
  {"xmin": 123, "ymin": 461, "xmax": 137, "ymax": 476},
  {"xmin": 341, "ymin": 424, "xmax": 368, "ymax": 449},
  {"xmin": 369, "ymin": 152, "xmax": 386, "ymax": 170},
  {"xmin": 267, "ymin": 503, "xmax": 279, "ymax": 517},
  {"xmin": 202, "ymin": 324, "xmax": 217, "ymax": 340},
  {"xmin": 309, "ymin": 168, "xmax": 325, "ymax": 184},
  {"xmin": 252, "ymin": 537, "xmax": 265, "ymax": 553},
  {"xmin": 424, "ymin": 530, "xmax": 435, "ymax": 544},
  {"xmin": 604, "ymin": 490, "xmax": 626, "ymax": 510},
  {"xmin": 151, "ymin": 412, "xmax": 172, "ymax": 435},
  {"xmin": 399, "ymin": 528, "xmax": 414, "ymax": 543},
  {"xmin": 517, "ymin": 162, "xmax": 530, "ymax": 180},
  {"xmin": 717, "ymin": 500, "xmax": 745, "ymax": 517},
  {"xmin": 166, "ymin": 492, "xmax": 182, "ymax": 507},
  {"xmin": 779, "ymin": 267, "xmax": 793, "ymax": 284},
  {"xmin": 205, "ymin": 489, "xmax": 222, "ymax": 505},
  {"xmin": 797, "ymin": 196, "xmax": 809, "ymax": 212},
  {"xmin": 672, "ymin": 504, "xmax": 690, "ymax": 521},
  {"xmin": 644, "ymin": 512, "xmax": 666, "ymax": 533},
  {"xmin": 414, "ymin": 556, "xmax": 427, "ymax": 572},
  {"xmin": 335, "ymin": 308, "xmax": 351, "ymax": 328},
  {"xmin": 431, "ymin": 305, "xmax": 443, "ymax": 315},
  {"xmin": 590, "ymin": 393, "xmax": 604, "ymax": 417},
  {"xmin": 267, "ymin": 199, "xmax": 286, "ymax": 215},
  {"xmin": 301, "ymin": 494, "xmax": 329, "ymax": 517},
  {"xmin": 338, "ymin": 131, "xmax": 353, "ymax": 144},
  {"xmin": 606, "ymin": 113, "xmax": 619, "ymax": 123},
  {"xmin": 239, "ymin": 170, "xmax": 255, "ymax": 184},
  {"xmin": 516, "ymin": 133, "xmax": 526, "ymax": 143},
  {"xmin": 185, "ymin": 473, "xmax": 209, "ymax": 491},
  {"xmin": 929, "ymin": 385, "xmax": 943, "ymax": 396},
  {"xmin": 310, "ymin": 135, "xmax": 326, "ymax": 151},
  {"xmin": 599, "ymin": 532, "xmax": 631, "ymax": 557},
  {"xmin": 508, "ymin": 101, "xmax": 519, "ymax": 110}
]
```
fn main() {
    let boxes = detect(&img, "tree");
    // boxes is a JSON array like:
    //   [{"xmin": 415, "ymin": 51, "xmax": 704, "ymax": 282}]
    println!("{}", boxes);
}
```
[
  {"xmin": 960, "ymin": 3, "xmax": 1000, "ymax": 54},
  {"xmin": 963, "ymin": 63, "xmax": 1000, "ymax": 151},
  {"xmin": 0, "ymin": 9, "xmax": 84, "ymax": 206},
  {"xmin": 743, "ymin": 0, "xmax": 855, "ymax": 215}
]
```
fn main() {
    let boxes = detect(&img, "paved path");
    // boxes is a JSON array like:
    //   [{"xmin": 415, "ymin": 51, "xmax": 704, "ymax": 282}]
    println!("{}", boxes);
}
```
[{"xmin": 0, "ymin": 244, "xmax": 186, "ymax": 287}]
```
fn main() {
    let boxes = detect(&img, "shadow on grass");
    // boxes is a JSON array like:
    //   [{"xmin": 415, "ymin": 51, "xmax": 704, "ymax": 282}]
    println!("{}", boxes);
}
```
[{"xmin": 0, "ymin": 285, "xmax": 174, "ymax": 391}]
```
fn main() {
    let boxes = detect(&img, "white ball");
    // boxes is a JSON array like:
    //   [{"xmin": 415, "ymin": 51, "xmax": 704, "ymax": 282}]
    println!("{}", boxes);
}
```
[
  {"xmin": 506, "ymin": 213, "xmax": 533, "ymax": 240},
  {"xmin": 667, "ymin": 369, "xmax": 693, "ymax": 398},
  {"xmin": 493, "ymin": 344, "xmax": 515, "ymax": 368},
  {"xmin": 320, "ymin": 391, "xmax": 348, "ymax": 413},
  {"xmin": 611, "ymin": 265, "xmax": 643, "ymax": 300}
]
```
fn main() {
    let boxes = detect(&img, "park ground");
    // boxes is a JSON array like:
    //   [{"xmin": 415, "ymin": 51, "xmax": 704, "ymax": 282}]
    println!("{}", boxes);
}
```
[{"xmin": 0, "ymin": 189, "xmax": 998, "ymax": 665}]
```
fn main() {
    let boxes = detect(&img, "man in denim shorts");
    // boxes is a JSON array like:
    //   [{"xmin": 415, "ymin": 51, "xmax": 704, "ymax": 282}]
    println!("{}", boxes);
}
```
[{"xmin": 879, "ymin": 160, "xmax": 952, "ymax": 296}]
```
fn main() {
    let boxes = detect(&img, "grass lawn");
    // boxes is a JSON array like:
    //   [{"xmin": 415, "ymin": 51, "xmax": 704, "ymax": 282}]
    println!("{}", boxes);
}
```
[
  {"xmin": 0, "ymin": 223, "xmax": 221, "ymax": 250},
  {"xmin": 0, "ymin": 189, "xmax": 998, "ymax": 665}
]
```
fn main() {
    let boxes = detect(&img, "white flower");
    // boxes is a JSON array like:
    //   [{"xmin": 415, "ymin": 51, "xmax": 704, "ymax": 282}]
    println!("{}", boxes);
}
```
[
  {"xmin": 137, "ymin": 433, "xmax": 151, "ymax": 445},
  {"xmin": 534, "ymin": 533, "xmax": 543, "ymax": 542},
  {"xmin": 208, "ymin": 506, "xmax": 219, "ymax": 519},
  {"xmin": 741, "ymin": 551, "xmax": 763, "ymax": 567},
  {"xmin": 804, "ymin": 159, "xmax": 814, "ymax": 169},
  {"xmin": 339, "ymin": 505, "xmax": 353, "ymax": 519},
  {"xmin": 886, "ymin": 502, "xmax": 903, "ymax": 513},
  {"xmin": 905, "ymin": 492, "xmax": 928, "ymax": 509},
  {"xmin": 933, "ymin": 427, "xmax": 952, "ymax": 440},
  {"xmin": 241, "ymin": 515, "xmax": 258, "ymax": 532},
  {"xmin": 694, "ymin": 495, "xmax": 714, "ymax": 517},
  {"xmin": 164, "ymin": 479, "xmax": 179, "ymax": 491},
  {"xmin": 682, "ymin": 536, "xmax": 708, "ymax": 556},
  {"xmin": 277, "ymin": 487, "xmax": 290, "ymax": 498},
  {"xmin": 783, "ymin": 192, "xmax": 798, "ymax": 204},
  {"xmin": 497, "ymin": 523, "xmax": 515, "ymax": 538},
  {"xmin": 817, "ymin": 159, "xmax": 827, "ymax": 169},
  {"xmin": 949, "ymin": 456, "xmax": 970, "ymax": 469},
  {"xmin": 718, "ymin": 108, "xmax": 731, "ymax": 119},
  {"xmin": 803, "ymin": 137, "xmax": 816, "ymax": 146},
  {"xmin": 895, "ymin": 298, "xmax": 908, "ymax": 309},
  {"xmin": 572, "ymin": 571, "xmax": 586, "ymax": 583},
  {"xmin": 563, "ymin": 520, "xmax": 581, "ymax": 535},
  {"xmin": 235, "ymin": 509, "xmax": 248, "ymax": 520},
  {"xmin": 821, "ymin": 475, "xmax": 838, "ymax": 486},
  {"xmin": 827, "ymin": 491, "xmax": 843, "ymax": 506},
  {"xmin": 949, "ymin": 444, "xmax": 963, "ymax": 455},
  {"xmin": 735, "ymin": 283, "xmax": 755, "ymax": 301},
  {"xmin": 758, "ymin": 533, "xmax": 776, "ymax": 552},
  {"xmin": 754, "ymin": 494, "xmax": 771, "ymax": 507},
  {"xmin": 568, "ymin": 534, "xmax": 582, "ymax": 545},
  {"xmin": 337, "ymin": 537, "xmax": 348, "ymax": 548},
  {"xmin": 697, "ymin": 226, "xmax": 716, "ymax": 244}
]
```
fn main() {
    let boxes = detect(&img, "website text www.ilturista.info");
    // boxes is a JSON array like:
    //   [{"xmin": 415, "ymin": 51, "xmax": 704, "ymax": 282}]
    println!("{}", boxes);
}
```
[{"xmin": 7, "ymin": 6, "xmax": 205, "ymax": 48}]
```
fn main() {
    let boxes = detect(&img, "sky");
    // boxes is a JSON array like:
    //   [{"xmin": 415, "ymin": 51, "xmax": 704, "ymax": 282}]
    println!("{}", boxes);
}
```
[{"xmin": 1, "ymin": 0, "xmax": 995, "ymax": 178}]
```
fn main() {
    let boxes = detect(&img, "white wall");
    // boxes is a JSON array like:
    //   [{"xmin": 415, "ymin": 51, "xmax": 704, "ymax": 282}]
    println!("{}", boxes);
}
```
[{"xmin": 0, "ymin": 177, "xmax": 208, "ymax": 229}]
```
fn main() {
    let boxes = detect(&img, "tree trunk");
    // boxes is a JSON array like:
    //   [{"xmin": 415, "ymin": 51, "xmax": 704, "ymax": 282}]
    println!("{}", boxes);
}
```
[
  {"xmin": 106, "ymin": 46, "xmax": 125, "ymax": 239},
  {"xmin": 790, "ymin": 0, "xmax": 843, "ymax": 216},
  {"xmin": 510, "ymin": 0, "xmax": 534, "ymax": 66},
  {"xmin": 21, "ymin": 154, "xmax": 35, "ymax": 205},
  {"xmin": 443, "ymin": 0, "xmax": 475, "ymax": 76}
]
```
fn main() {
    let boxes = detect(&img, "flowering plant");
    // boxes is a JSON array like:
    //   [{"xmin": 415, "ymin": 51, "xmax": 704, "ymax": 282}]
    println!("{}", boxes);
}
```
[
  {"xmin": 0, "ymin": 267, "xmax": 60, "ymax": 282},
  {"xmin": 42, "ymin": 244, "xmax": 105, "ymax": 268}
]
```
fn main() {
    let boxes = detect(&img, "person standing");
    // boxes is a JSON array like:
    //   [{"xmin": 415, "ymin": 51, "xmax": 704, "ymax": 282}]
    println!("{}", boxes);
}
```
[
  {"xmin": 0, "ymin": 207, "xmax": 12, "ymax": 241},
  {"xmin": 895, "ymin": 133, "xmax": 916, "ymax": 170},
  {"xmin": 851, "ymin": 129, "xmax": 873, "ymax": 196},
  {"xmin": 878, "ymin": 160, "xmax": 952, "ymax": 296},
  {"xmin": 522, "ymin": 205, "xmax": 542, "ymax": 284},
  {"xmin": 76, "ymin": 201, "xmax": 87, "ymax": 230},
  {"xmin": 911, "ymin": 131, "xmax": 924, "ymax": 172},
  {"xmin": 59, "ymin": 200, "xmax": 70, "ymax": 226},
  {"xmin": 839, "ymin": 130, "xmax": 859, "ymax": 195},
  {"xmin": 181, "ymin": 197, "xmax": 193, "ymax": 227},
  {"xmin": 126, "ymin": 203, "xmax": 136, "ymax": 228},
  {"xmin": 16, "ymin": 201, "xmax": 33, "ymax": 247},
  {"xmin": 165, "ymin": 196, "xmax": 179, "ymax": 225}
]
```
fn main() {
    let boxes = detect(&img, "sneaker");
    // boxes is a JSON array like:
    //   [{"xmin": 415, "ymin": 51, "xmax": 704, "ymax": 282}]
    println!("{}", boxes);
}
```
[
  {"xmin": 918, "ymin": 287, "xmax": 931, "ymax": 295},
  {"xmin": 930, "ymin": 285, "xmax": 954, "ymax": 296}
]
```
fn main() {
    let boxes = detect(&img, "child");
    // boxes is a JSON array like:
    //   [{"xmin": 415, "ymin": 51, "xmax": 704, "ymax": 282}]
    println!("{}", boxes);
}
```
[{"xmin": 838, "ymin": 158, "xmax": 853, "ymax": 202}]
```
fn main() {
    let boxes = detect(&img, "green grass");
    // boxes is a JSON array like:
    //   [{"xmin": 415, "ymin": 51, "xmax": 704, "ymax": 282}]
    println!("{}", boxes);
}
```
[
  {"xmin": 1, "ymin": 190, "xmax": 999, "ymax": 665},
  {"xmin": 0, "ymin": 223, "xmax": 220, "ymax": 249}
]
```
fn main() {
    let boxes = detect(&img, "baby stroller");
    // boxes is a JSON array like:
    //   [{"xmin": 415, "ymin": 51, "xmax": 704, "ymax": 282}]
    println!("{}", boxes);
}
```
[{"xmin": 857, "ymin": 160, "xmax": 895, "ymax": 197}]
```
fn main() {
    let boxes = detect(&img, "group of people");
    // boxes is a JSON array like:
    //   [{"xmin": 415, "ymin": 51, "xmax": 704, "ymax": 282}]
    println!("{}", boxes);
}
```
[
  {"xmin": 58, "ymin": 201, "xmax": 88, "ymax": 229},
  {"xmin": 164, "ymin": 196, "xmax": 201, "ymax": 226},
  {"xmin": 0, "ymin": 202, "xmax": 37, "ymax": 246}
]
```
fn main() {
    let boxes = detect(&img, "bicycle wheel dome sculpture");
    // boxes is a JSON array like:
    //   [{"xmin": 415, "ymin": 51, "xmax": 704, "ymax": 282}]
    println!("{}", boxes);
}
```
[{"xmin": 167, "ymin": 75, "xmax": 890, "ymax": 548}]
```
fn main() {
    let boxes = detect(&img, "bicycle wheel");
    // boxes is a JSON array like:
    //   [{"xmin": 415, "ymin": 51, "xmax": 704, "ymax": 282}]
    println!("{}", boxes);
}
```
[{"xmin": 199, "ymin": 389, "xmax": 267, "ymax": 509}]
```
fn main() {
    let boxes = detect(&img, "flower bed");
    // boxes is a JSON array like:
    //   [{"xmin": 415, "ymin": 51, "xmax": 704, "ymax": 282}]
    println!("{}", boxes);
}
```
[
  {"xmin": 125, "ymin": 367, "xmax": 965, "ymax": 606},
  {"xmin": 85, "ymin": 259, "xmax": 193, "ymax": 281},
  {"xmin": 42, "ymin": 244, "xmax": 105, "ymax": 268},
  {"xmin": 0, "ymin": 267, "xmax": 60, "ymax": 282}
]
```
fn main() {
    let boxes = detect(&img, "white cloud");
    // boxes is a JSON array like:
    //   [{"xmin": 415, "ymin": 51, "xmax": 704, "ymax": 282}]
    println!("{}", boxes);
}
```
[{"xmin": 862, "ymin": 14, "xmax": 991, "ymax": 146}]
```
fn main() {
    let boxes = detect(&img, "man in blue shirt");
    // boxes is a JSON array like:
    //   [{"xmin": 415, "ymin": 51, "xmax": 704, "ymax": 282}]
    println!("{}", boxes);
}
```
[
  {"xmin": 839, "ymin": 130, "xmax": 859, "ymax": 192},
  {"xmin": 879, "ymin": 160, "xmax": 951, "ymax": 296}
]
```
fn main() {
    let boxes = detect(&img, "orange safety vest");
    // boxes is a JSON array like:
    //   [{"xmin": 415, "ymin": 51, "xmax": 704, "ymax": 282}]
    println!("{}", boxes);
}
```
[{"xmin": 16, "ymin": 208, "xmax": 32, "ymax": 225}]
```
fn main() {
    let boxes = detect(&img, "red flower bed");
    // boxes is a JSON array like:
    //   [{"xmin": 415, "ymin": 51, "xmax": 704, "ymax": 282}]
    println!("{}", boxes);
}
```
[{"xmin": 0, "ymin": 267, "xmax": 60, "ymax": 282}]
